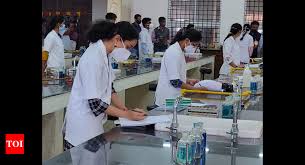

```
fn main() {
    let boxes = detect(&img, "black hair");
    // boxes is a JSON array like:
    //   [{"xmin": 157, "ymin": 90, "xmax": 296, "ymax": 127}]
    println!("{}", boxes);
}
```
[
  {"xmin": 240, "ymin": 24, "xmax": 251, "ymax": 41},
  {"xmin": 68, "ymin": 21, "xmax": 77, "ymax": 27},
  {"xmin": 142, "ymin": 17, "xmax": 151, "ymax": 25},
  {"xmin": 251, "ymin": 21, "xmax": 260, "ymax": 26},
  {"xmin": 170, "ymin": 28, "xmax": 202, "ymax": 45},
  {"xmin": 87, "ymin": 20, "xmax": 118, "ymax": 43},
  {"xmin": 47, "ymin": 16, "xmax": 64, "ymax": 34},
  {"xmin": 158, "ymin": 17, "xmax": 166, "ymax": 22},
  {"xmin": 105, "ymin": 12, "xmax": 117, "ymax": 20},
  {"xmin": 116, "ymin": 21, "xmax": 139, "ymax": 41},
  {"xmin": 134, "ymin": 14, "xmax": 141, "ymax": 19},
  {"xmin": 224, "ymin": 23, "xmax": 242, "ymax": 42},
  {"xmin": 186, "ymin": 24, "xmax": 195, "ymax": 29}
]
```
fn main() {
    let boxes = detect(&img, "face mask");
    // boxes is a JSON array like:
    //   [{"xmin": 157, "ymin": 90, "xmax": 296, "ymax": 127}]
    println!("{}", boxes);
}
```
[
  {"xmin": 110, "ymin": 38, "xmax": 131, "ymax": 62},
  {"xmin": 184, "ymin": 44, "xmax": 197, "ymax": 53},
  {"xmin": 149, "ymin": 24, "xmax": 154, "ymax": 29},
  {"xmin": 59, "ymin": 23, "xmax": 66, "ymax": 35},
  {"xmin": 184, "ymin": 41, "xmax": 196, "ymax": 53},
  {"xmin": 136, "ymin": 20, "xmax": 141, "ymax": 24}
]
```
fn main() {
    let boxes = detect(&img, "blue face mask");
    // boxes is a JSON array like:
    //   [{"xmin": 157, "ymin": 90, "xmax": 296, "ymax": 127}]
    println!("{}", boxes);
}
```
[{"xmin": 59, "ymin": 23, "xmax": 66, "ymax": 36}]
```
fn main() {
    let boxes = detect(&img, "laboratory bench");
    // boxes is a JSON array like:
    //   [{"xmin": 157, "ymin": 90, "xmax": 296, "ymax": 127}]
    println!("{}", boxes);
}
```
[
  {"xmin": 42, "ymin": 55, "xmax": 216, "ymax": 160},
  {"xmin": 43, "ymin": 55, "xmax": 216, "ymax": 115},
  {"xmin": 43, "ymin": 106, "xmax": 263, "ymax": 165},
  {"xmin": 148, "ymin": 96, "xmax": 263, "ymax": 121}
]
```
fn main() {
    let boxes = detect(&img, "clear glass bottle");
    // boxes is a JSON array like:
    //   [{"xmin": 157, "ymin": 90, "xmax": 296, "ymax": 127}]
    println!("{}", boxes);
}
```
[
  {"xmin": 192, "ymin": 123, "xmax": 203, "ymax": 159},
  {"xmin": 187, "ymin": 131, "xmax": 195, "ymax": 164},
  {"xmin": 177, "ymin": 132, "xmax": 193, "ymax": 164}
]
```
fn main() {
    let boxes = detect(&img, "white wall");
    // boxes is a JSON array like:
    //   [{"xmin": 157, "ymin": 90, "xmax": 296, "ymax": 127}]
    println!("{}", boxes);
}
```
[
  {"xmin": 121, "ymin": 0, "xmax": 132, "ymax": 21},
  {"xmin": 108, "ymin": 0, "xmax": 122, "ymax": 22},
  {"xmin": 92, "ymin": 0, "xmax": 108, "ymax": 21},
  {"xmin": 129, "ymin": 0, "xmax": 168, "ymax": 28},
  {"xmin": 124, "ymin": 0, "xmax": 246, "ymax": 45},
  {"xmin": 220, "ymin": 0, "xmax": 245, "ymax": 42}
]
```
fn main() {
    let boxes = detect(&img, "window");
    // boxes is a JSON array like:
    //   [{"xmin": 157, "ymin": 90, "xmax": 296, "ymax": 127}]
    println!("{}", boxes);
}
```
[
  {"xmin": 244, "ymin": 0, "xmax": 263, "ymax": 31},
  {"xmin": 168, "ymin": 0, "xmax": 221, "ymax": 48}
]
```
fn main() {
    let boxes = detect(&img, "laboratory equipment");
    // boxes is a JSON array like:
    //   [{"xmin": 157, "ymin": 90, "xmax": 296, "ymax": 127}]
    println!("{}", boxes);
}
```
[
  {"xmin": 176, "ymin": 132, "xmax": 192, "ymax": 165},
  {"xmin": 242, "ymin": 65, "xmax": 252, "ymax": 87},
  {"xmin": 222, "ymin": 96, "xmax": 234, "ymax": 119}
]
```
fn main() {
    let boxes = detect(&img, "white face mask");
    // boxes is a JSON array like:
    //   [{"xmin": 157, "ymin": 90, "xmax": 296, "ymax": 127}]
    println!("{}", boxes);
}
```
[
  {"xmin": 110, "ymin": 38, "xmax": 131, "ymax": 62},
  {"xmin": 184, "ymin": 41, "xmax": 197, "ymax": 53},
  {"xmin": 149, "ymin": 23, "xmax": 154, "ymax": 29},
  {"xmin": 184, "ymin": 44, "xmax": 196, "ymax": 53}
]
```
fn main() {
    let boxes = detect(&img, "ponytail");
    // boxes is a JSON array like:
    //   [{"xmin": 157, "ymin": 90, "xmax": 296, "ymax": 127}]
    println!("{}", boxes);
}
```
[
  {"xmin": 224, "ymin": 32, "xmax": 233, "ymax": 42},
  {"xmin": 240, "ymin": 24, "xmax": 251, "ymax": 41},
  {"xmin": 224, "ymin": 23, "xmax": 242, "ymax": 42}
]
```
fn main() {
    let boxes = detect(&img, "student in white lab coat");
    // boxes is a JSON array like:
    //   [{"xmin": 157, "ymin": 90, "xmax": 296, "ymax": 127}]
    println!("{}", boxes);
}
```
[
  {"xmin": 139, "ymin": 17, "xmax": 154, "ymax": 59},
  {"xmin": 42, "ymin": 16, "xmax": 65, "ymax": 72},
  {"xmin": 63, "ymin": 20, "xmax": 146, "ymax": 149},
  {"xmin": 155, "ymin": 29, "xmax": 208, "ymax": 106},
  {"xmin": 219, "ymin": 23, "xmax": 244, "ymax": 76},
  {"xmin": 239, "ymin": 24, "xmax": 254, "ymax": 64},
  {"xmin": 62, "ymin": 21, "xmax": 78, "ymax": 51}
]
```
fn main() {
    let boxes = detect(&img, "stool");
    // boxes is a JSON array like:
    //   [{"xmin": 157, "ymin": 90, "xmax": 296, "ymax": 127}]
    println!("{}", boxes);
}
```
[{"xmin": 200, "ymin": 66, "xmax": 212, "ymax": 80}]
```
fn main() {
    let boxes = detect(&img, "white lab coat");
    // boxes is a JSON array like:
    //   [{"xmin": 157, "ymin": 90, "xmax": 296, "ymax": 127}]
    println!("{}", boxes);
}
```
[
  {"xmin": 155, "ymin": 42, "xmax": 187, "ymax": 106},
  {"xmin": 43, "ymin": 30, "xmax": 65, "ymax": 69},
  {"xmin": 219, "ymin": 36, "xmax": 241, "ymax": 75},
  {"xmin": 64, "ymin": 40, "xmax": 115, "ymax": 146},
  {"xmin": 139, "ymin": 27, "xmax": 154, "ymax": 59},
  {"xmin": 239, "ymin": 33, "xmax": 254, "ymax": 63},
  {"xmin": 62, "ymin": 35, "xmax": 76, "ymax": 51},
  {"xmin": 62, "ymin": 35, "xmax": 72, "ymax": 50}
]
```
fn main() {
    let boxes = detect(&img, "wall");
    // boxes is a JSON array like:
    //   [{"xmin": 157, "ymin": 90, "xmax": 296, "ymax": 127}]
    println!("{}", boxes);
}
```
[
  {"xmin": 92, "ymin": 0, "xmax": 123, "ymax": 22},
  {"xmin": 92, "ymin": 0, "xmax": 108, "ymax": 21},
  {"xmin": 128, "ymin": 0, "xmax": 168, "ymax": 28},
  {"xmin": 125, "ymin": 0, "xmax": 246, "ymax": 45},
  {"xmin": 219, "ymin": 0, "xmax": 245, "ymax": 42},
  {"xmin": 107, "ymin": 0, "xmax": 122, "ymax": 21},
  {"xmin": 121, "ymin": 0, "xmax": 132, "ymax": 21}
]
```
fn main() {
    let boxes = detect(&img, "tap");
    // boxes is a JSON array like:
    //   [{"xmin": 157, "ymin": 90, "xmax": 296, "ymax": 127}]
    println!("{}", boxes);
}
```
[
  {"xmin": 237, "ymin": 78, "xmax": 243, "ymax": 112},
  {"xmin": 230, "ymin": 146, "xmax": 237, "ymax": 165},
  {"xmin": 170, "ymin": 135, "xmax": 178, "ymax": 164},
  {"xmin": 169, "ymin": 96, "xmax": 182, "ymax": 135},
  {"xmin": 227, "ymin": 104, "xmax": 239, "ymax": 146},
  {"xmin": 226, "ymin": 78, "xmax": 242, "ymax": 146}
]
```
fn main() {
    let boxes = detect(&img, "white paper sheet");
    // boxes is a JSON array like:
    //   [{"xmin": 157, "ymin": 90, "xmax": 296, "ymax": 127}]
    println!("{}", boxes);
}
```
[{"xmin": 117, "ymin": 115, "xmax": 172, "ymax": 127}]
